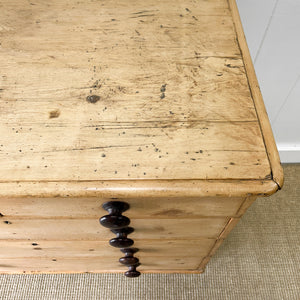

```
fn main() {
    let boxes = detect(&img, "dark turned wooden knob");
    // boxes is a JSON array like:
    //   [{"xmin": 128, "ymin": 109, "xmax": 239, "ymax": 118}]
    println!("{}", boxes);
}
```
[
  {"xmin": 120, "ymin": 247, "xmax": 139, "ymax": 256},
  {"xmin": 119, "ymin": 256, "xmax": 139, "ymax": 265},
  {"xmin": 99, "ymin": 201, "xmax": 130, "ymax": 229},
  {"xmin": 100, "ymin": 215, "xmax": 130, "ymax": 229},
  {"xmin": 119, "ymin": 248, "xmax": 139, "ymax": 265},
  {"xmin": 120, "ymin": 248, "xmax": 141, "ymax": 278},
  {"xmin": 102, "ymin": 201, "xmax": 129, "ymax": 215},
  {"xmin": 99, "ymin": 201, "xmax": 141, "ymax": 277},
  {"xmin": 109, "ymin": 227, "xmax": 134, "ymax": 248},
  {"xmin": 125, "ymin": 266, "xmax": 141, "ymax": 278}
]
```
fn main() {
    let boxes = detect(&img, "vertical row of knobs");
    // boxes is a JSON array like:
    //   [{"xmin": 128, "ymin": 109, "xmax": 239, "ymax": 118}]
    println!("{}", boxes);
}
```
[{"xmin": 99, "ymin": 201, "xmax": 141, "ymax": 277}]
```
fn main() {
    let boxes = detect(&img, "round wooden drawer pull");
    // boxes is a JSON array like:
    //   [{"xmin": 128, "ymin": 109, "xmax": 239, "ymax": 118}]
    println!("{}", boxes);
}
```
[
  {"xmin": 99, "ymin": 201, "xmax": 130, "ymax": 229},
  {"xmin": 99, "ymin": 201, "xmax": 142, "ymax": 277},
  {"xmin": 120, "ymin": 248, "xmax": 141, "ymax": 278},
  {"xmin": 110, "ymin": 227, "xmax": 134, "ymax": 248}
]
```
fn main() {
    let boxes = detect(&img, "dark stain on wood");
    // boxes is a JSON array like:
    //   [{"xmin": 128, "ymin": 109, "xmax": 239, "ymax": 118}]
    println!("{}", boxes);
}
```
[
  {"xmin": 160, "ymin": 84, "xmax": 167, "ymax": 92},
  {"xmin": 3, "ymin": 220, "xmax": 12, "ymax": 224},
  {"xmin": 226, "ymin": 63, "xmax": 240, "ymax": 69},
  {"xmin": 86, "ymin": 95, "xmax": 100, "ymax": 103},
  {"xmin": 91, "ymin": 80, "xmax": 101, "ymax": 88},
  {"xmin": 49, "ymin": 109, "xmax": 60, "ymax": 118}
]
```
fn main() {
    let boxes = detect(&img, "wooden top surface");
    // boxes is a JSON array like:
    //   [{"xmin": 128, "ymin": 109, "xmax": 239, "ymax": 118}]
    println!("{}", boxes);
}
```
[{"xmin": 0, "ymin": 0, "xmax": 283, "ymax": 197}]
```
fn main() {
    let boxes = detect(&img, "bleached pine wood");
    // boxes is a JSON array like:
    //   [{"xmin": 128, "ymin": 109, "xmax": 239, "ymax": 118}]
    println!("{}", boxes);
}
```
[
  {"xmin": 0, "ymin": 239, "xmax": 215, "ymax": 259},
  {"xmin": 0, "ymin": 218, "xmax": 229, "ymax": 240},
  {"xmin": 0, "ymin": 180, "xmax": 278, "ymax": 198},
  {"xmin": 0, "ymin": 257, "xmax": 202, "ymax": 273},
  {"xmin": 0, "ymin": 0, "xmax": 283, "ymax": 274},
  {"xmin": 0, "ymin": 196, "xmax": 246, "ymax": 218},
  {"xmin": 0, "ymin": 122, "xmax": 270, "ymax": 181},
  {"xmin": 0, "ymin": 0, "xmax": 280, "ymax": 192}
]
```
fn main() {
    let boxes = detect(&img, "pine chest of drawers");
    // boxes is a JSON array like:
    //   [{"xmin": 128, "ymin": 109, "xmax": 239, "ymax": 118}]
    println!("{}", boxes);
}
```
[{"xmin": 0, "ymin": 0, "xmax": 283, "ymax": 277}]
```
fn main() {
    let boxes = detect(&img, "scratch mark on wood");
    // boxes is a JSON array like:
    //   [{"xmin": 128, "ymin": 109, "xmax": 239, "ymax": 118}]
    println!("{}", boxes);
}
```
[
  {"xmin": 225, "ymin": 63, "xmax": 240, "ymax": 69},
  {"xmin": 38, "ymin": 144, "xmax": 149, "ymax": 153},
  {"xmin": 130, "ymin": 14, "xmax": 155, "ymax": 19},
  {"xmin": 131, "ymin": 10, "xmax": 158, "ymax": 15}
]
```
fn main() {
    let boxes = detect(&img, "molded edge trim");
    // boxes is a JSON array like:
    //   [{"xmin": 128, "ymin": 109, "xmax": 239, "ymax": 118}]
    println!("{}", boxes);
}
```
[
  {"xmin": 228, "ymin": 0, "xmax": 284, "ymax": 190},
  {"xmin": 0, "ymin": 179, "xmax": 278, "ymax": 198}
]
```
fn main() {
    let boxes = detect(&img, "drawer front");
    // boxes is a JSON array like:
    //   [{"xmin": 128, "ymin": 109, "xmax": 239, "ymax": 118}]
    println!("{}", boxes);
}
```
[
  {"xmin": 0, "ymin": 196, "xmax": 238, "ymax": 273},
  {"xmin": 0, "ymin": 240, "xmax": 214, "ymax": 273},
  {"xmin": 0, "ymin": 217, "xmax": 229, "ymax": 240},
  {"xmin": 0, "ymin": 239, "xmax": 215, "ymax": 259},
  {"xmin": 0, "ymin": 196, "xmax": 246, "ymax": 218},
  {"xmin": 0, "ymin": 256, "xmax": 203, "ymax": 273}
]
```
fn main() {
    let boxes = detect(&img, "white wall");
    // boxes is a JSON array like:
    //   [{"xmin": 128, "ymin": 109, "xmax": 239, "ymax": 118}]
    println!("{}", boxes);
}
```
[{"xmin": 236, "ymin": 0, "xmax": 300, "ymax": 163}]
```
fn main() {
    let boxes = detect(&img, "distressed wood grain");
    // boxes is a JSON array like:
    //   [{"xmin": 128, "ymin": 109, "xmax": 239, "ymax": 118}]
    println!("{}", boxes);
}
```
[
  {"xmin": 0, "ymin": 0, "xmax": 276, "ymax": 185},
  {"xmin": 0, "ymin": 256, "xmax": 203, "ymax": 273},
  {"xmin": 0, "ymin": 239, "xmax": 215, "ymax": 259},
  {"xmin": 0, "ymin": 196, "xmax": 246, "ymax": 218},
  {"xmin": 0, "ymin": 0, "xmax": 283, "ymax": 275},
  {"xmin": 0, "ymin": 217, "xmax": 229, "ymax": 240}
]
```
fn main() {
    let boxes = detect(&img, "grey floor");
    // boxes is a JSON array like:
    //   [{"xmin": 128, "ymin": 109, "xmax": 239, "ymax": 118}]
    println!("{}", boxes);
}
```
[{"xmin": 0, "ymin": 164, "xmax": 299, "ymax": 300}]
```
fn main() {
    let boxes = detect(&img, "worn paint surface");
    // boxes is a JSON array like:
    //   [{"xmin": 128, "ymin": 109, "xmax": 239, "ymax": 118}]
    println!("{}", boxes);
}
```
[{"xmin": 0, "ymin": 0, "xmax": 271, "ymax": 181}]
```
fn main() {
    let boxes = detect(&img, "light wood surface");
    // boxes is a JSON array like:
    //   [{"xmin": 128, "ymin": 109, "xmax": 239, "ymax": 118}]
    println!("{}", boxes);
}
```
[
  {"xmin": 0, "ymin": 196, "xmax": 245, "ymax": 218},
  {"xmin": 0, "ymin": 239, "xmax": 215, "ymax": 258},
  {"xmin": 0, "ymin": 218, "xmax": 228, "ymax": 240},
  {"xmin": 0, "ymin": 0, "xmax": 283, "ymax": 274},
  {"xmin": 0, "ymin": 0, "xmax": 282, "ymax": 196},
  {"xmin": 0, "ymin": 179, "xmax": 279, "ymax": 198},
  {"xmin": 0, "ymin": 256, "xmax": 202, "ymax": 273}
]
